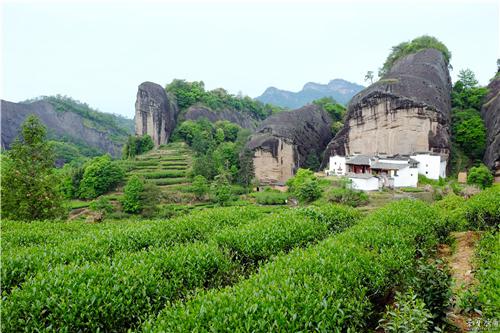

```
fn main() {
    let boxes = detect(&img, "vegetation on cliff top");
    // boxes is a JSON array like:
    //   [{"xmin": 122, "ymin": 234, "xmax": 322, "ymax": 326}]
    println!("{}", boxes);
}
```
[
  {"xmin": 379, "ymin": 35, "xmax": 451, "ymax": 77},
  {"xmin": 166, "ymin": 79, "xmax": 284, "ymax": 120}
]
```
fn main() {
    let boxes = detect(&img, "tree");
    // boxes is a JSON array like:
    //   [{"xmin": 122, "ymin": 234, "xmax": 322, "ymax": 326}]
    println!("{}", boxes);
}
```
[
  {"xmin": 379, "ymin": 35, "xmax": 451, "ymax": 77},
  {"xmin": 364, "ymin": 71, "xmax": 374, "ymax": 84},
  {"xmin": 452, "ymin": 110, "xmax": 486, "ymax": 160},
  {"xmin": 451, "ymin": 69, "xmax": 488, "ymax": 111},
  {"xmin": 1, "ymin": 115, "xmax": 66, "ymax": 220},
  {"xmin": 122, "ymin": 135, "xmax": 154, "ymax": 159},
  {"xmin": 192, "ymin": 175, "xmax": 209, "ymax": 200},
  {"xmin": 211, "ymin": 172, "xmax": 233, "ymax": 205},
  {"xmin": 467, "ymin": 165, "xmax": 493, "ymax": 189},
  {"xmin": 238, "ymin": 148, "xmax": 255, "ymax": 188},
  {"xmin": 121, "ymin": 175, "xmax": 144, "ymax": 213},
  {"xmin": 286, "ymin": 168, "xmax": 322, "ymax": 202},
  {"xmin": 78, "ymin": 155, "xmax": 125, "ymax": 199}
]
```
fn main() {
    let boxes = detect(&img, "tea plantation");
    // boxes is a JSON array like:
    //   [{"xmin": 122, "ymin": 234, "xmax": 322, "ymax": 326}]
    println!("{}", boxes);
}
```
[{"xmin": 1, "ymin": 187, "xmax": 498, "ymax": 332}]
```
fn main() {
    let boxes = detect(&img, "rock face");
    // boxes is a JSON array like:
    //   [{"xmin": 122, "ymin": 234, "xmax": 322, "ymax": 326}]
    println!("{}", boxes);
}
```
[
  {"xmin": 256, "ymin": 79, "xmax": 364, "ymax": 108},
  {"xmin": 135, "ymin": 82, "xmax": 179, "ymax": 146},
  {"xmin": 183, "ymin": 106, "xmax": 258, "ymax": 130},
  {"xmin": 245, "ymin": 105, "xmax": 333, "ymax": 184},
  {"xmin": 1, "ymin": 99, "xmax": 128, "ymax": 157},
  {"xmin": 481, "ymin": 72, "xmax": 500, "ymax": 176},
  {"xmin": 321, "ymin": 49, "xmax": 452, "ymax": 168}
]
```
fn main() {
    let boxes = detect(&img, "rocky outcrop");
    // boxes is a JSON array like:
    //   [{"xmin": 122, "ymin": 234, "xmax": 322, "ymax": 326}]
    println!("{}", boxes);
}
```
[
  {"xmin": 135, "ymin": 82, "xmax": 179, "ymax": 146},
  {"xmin": 245, "ymin": 105, "xmax": 333, "ymax": 184},
  {"xmin": 321, "ymin": 49, "xmax": 452, "ymax": 168},
  {"xmin": 183, "ymin": 106, "xmax": 258, "ymax": 130},
  {"xmin": 1, "ymin": 99, "xmax": 129, "ymax": 157},
  {"xmin": 481, "ymin": 72, "xmax": 500, "ymax": 177}
]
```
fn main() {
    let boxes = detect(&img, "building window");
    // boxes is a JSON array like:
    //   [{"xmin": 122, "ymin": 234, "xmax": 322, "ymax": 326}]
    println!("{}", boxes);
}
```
[
  {"xmin": 426, "ymin": 171, "xmax": 428, "ymax": 175},
  {"xmin": 394, "ymin": 170, "xmax": 398, "ymax": 176}
]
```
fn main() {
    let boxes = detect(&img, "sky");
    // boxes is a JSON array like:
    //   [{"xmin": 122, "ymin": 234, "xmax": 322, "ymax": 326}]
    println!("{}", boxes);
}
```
[{"xmin": 2, "ymin": 0, "xmax": 499, "ymax": 119}]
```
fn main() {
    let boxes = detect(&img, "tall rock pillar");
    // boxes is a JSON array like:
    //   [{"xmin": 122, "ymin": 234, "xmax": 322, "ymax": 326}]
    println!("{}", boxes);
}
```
[{"xmin": 135, "ymin": 81, "xmax": 178, "ymax": 146}]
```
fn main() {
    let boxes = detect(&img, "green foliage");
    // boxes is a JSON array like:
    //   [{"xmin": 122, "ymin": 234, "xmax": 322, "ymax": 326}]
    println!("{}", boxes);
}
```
[
  {"xmin": 1, "ymin": 115, "xmax": 66, "ymax": 221},
  {"xmin": 251, "ymin": 189, "xmax": 288, "ymax": 205},
  {"xmin": 467, "ymin": 164, "xmax": 493, "ymax": 189},
  {"xmin": 121, "ymin": 175, "xmax": 144, "ymax": 213},
  {"xmin": 286, "ymin": 168, "xmax": 322, "ymax": 202},
  {"xmin": 210, "ymin": 173, "xmax": 233, "ymax": 205},
  {"xmin": 304, "ymin": 152, "xmax": 321, "ymax": 171},
  {"xmin": 144, "ymin": 200, "xmax": 443, "ymax": 332},
  {"xmin": 1, "ymin": 206, "xmax": 266, "ymax": 294},
  {"xmin": 237, "ymin": 148, "xmax": 255, "ymax": 187},
  {"xmin": 2, "ymin": 242, "xmax": 232, "ymax": 332},
  {"xmin": 433, "ymin": 194, "xmax": 468, "ymax": 231},
  {"xmin": 410, "ymin": 259, "xmax": 452, "ymax": 323},
  {"xmin": 78, "ymin": 155, "xmax": 125, "ymax": 199},
  {"xmin": 452, "ymin": 109, "xmax": 486, "ymax": 161},
  {"xmin": 312, "ymin": 97, "xmax": 346, "ymax": 122},
  {"xmin": 474, "ymin": 232, "xmax": 500, "ymax": 320},
  {"xmin": 89, "ymin": 196, "xmax": 114, "ymax": 215},
  {"xmin": 379, "ymin": 35, "xmax": 451, "ymax": 77},
  {"xmin": 452, "ymin": 70, "xmax": 489, "ymax": 110},
  {"xmin": 166, "ymin": 79, "xmax": 280, "ymax": 120},
  {"xmin": 378, "ymin": 290, "xmax": 433, "ymax": 333},
  {"xmin": 328, "ymin": 187, "xmax": 369, "ymax": 207},
  {"xmin": 122, "ymin": 135, "xmax": 154, "ymax": 159},
  {"xmin": 464, "ymin": 186, "xmax": 499, "ymax": 230},
  {"xmin": 192, "ymin": 175, "xmax": 209, "ymax": 200}
]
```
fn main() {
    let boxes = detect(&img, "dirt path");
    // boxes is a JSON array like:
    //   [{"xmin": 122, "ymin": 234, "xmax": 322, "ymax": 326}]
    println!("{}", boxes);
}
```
[{"xmin": 441, "ymin": 231, "xmax": 481, "ymax": 332}]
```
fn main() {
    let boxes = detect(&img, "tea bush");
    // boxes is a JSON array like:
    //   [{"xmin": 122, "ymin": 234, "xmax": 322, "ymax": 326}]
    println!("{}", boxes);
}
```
[
  {"xmin": 464, "ymin": 186, "xmax": 500, "ymax": 230},
  {"xmin": 475, "ymin": 232, "xmax": 500, "ymax": 320},
  {"xmin": 251, "ymin": 190, "xmax": 288, "ymax": 205},
  {"xmin": 143, "ymin": 200, "xmax": 444, "ymax": 332}
]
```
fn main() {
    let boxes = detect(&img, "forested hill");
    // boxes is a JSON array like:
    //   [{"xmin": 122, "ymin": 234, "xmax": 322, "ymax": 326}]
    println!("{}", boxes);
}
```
[
  {"xmin": 1, "ymin": 95, "xmax": 134, "ymax": 163},
  {"xmin": 256, "ymin": 79, "xmax": 364, "ymax": 109}
]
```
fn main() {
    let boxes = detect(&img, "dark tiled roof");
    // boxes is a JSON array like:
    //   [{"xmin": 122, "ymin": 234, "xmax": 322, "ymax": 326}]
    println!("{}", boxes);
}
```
[
  {"xmin": 346, "ymin": 155, "xmax": 372, "ymax": 165},
  {"xmin": 371, "ymin": 162, "xmax": 408, "ymax": 170}
]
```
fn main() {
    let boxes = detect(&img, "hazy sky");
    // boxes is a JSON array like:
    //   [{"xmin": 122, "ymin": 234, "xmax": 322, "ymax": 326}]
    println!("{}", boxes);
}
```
[{"xmin": 2, "ymin": 0, "xmax": 499, "ymax": 118}]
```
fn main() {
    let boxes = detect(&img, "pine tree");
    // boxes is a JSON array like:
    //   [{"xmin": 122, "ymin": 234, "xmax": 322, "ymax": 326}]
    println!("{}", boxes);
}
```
[{"xmin": 1, "ymin": 115, "xmax": 66, "ymax": 220}]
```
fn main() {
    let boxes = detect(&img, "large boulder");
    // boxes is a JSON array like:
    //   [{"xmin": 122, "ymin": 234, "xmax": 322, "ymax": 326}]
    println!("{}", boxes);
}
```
[
  {"xmin": 245, "ymin": 105, "xmax": 333, "ymax": 184},
  {"xmin": 481, "ymin": 71, "xmax": 500, "ymax": 179},
  {"xmin": 321, "ymin": 48, "xmax": 452, "ymax": 168},
  {"xmin": 183, "ymin": 106, "xmax": 258, "ymax": 130},
  {"xmin": 1, "ymin": 99, "xmax": 127, "ymax": 157},
  {"xmin": 135, "ymin": 82, "xmax": 179, "ymax": 146}
]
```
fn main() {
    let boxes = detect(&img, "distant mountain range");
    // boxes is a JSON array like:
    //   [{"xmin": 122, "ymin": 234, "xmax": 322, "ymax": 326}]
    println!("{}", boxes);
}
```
[{"xmin": 256, "ymin": 79, "xmax": 364, "ymax": 108}]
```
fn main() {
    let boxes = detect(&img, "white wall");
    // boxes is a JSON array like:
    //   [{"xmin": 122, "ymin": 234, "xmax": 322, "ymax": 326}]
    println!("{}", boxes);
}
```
[
  {"xmin": 393, "ymin": 166, "xmax": 418, "ymax": 187},
  {"xmin": 411, "ymin": 154, "xmax": 444, "ymax": 180},
  {"xmin": 328, "ymin": 156, "xmax": 346, "ymax": 175},
  {"xmin": 349, "ymin": 176, "xmax": 379, "ymax": 191}
]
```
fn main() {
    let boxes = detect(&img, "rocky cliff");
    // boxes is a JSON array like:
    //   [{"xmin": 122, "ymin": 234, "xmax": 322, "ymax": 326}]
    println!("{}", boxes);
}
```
[
  {"xmin": 183, "ymin": 106, "xmax": 258, "ymax": 130},
  {"xmin": 245, "ymin": 105, "xmax": 333, "ymax": 184},
  {"xmin": 256, "ymin": 79, "xmax": 364, "ymax": 108},
  {"xmin": 135, "ymin": 82, "xmax": 179, "ymax": 146},
  {"xmin": 1, "ymin": 99, "xmax": 132, "ymax": 158},
  {"xmin": 481, "ymin": 72, "xmax": 500, "ymax": 175},
  {"xmin": 321, "ymin": 48, "xmax": 452, "ymax": 168}
]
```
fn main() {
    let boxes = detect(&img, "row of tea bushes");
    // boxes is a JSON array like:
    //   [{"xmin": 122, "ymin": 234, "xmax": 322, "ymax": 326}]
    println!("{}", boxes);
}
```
[
  {"xmin": 2, "ymin": 242, "xmax": 232, "ymax": 332},
  {"xmin": 2, "ymin": 206, "xmax": 267, "ymax": 293},
  {"xmin": 475, "ymin": 232, "xmax": 500, "ymax": 321},
  {"xmin": 2, "ymin": 205, "xmax": 361, "ymax": 332},
  {"xmin": 143, "ymin": 200, "xmax": 443, "ymax": 332}
]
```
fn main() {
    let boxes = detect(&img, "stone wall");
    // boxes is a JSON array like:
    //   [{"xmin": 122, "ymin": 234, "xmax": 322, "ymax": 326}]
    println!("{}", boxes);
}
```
[
  {"xmin": 135, "ymin": 81, "xmax": 178, "ymax": 146},
  {"xmin": 252, "ymin": 139, "xmax": 296, "ymax": 184},
  {"xmin": 481, "ymin": 72, "xmax": 500, "ymax": 175}
]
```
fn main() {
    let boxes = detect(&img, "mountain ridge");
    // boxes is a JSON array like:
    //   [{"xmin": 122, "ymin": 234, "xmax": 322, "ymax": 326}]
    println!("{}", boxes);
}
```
[{"xmin": 256, "ymin": 78, "xmax": 364, "ymax": 108}]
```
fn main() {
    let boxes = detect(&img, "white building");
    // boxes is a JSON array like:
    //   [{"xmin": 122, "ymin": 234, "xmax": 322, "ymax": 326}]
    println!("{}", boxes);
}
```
[
  {"xmin": 326, "ymin": 153, "xmax": 421, "ymax": 190},
  {"xmin": 410, "ymin": 153, "xmax": 446, "ymax": 180}
]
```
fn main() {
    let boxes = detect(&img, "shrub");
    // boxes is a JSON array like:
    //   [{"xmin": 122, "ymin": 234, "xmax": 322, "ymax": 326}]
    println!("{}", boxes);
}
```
[
  {"xmin": 464, "ymin": 186, "xmax": 500, "ymax": 230},
  {"xmin": 467, "ymin": 164, "xmax": 493, "ymax": 189},
  {"xmin": 410, "ymin": 259, "xmax": 451, "ymax": 323},
  {"xmin": 122, "ymin": 135, "xmax": 154, "ymax": 159},
  {"xmin": 89, "ymin": 196, "xmax": 114, "ymax": 215},
  {"xmin": 328, "ymin": 187, "xmax": 369, "ymax": 207},
  {"xmin": 378, "ymin": 290, "xmax": 433, "ymax": 333},
  {"xmin": 121, "ymin": 175, "xmax": 144, "ymax": 213},
  {"xmin": 433, "ymin": 194, "xmax": 468, "ymax": 232},
  {"xmin": 286, "ymin": 168, "xmax": 322, "ymax": 202},
  {"xmin": 2, "ymin": 243, "xmax": 233, "ymax": 332},
  {"xmin": 191, "ymin": 175, "xmax": 208, "ymax": 200},
  {"xmin": 474, "ymin": 232, "xmax": 500, "ymax": 320},
  {"xmin": 144, "ymin": 200, "xmax": 443, "ymax": 332},
  {"xmin": 211, "ymin": 173, "xmax": 233, "ymax": 206},
  {"xmin": 78, "ymin": 155, "xmax": 125, "ymax": 199},
  {"xmin": 251, "ymin": 190, "xmax": 288, "ymax": 205}
]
